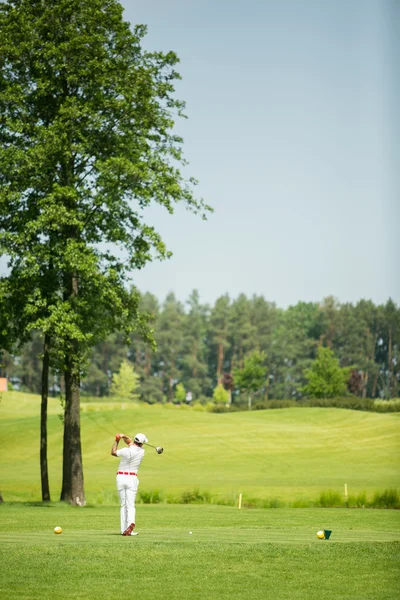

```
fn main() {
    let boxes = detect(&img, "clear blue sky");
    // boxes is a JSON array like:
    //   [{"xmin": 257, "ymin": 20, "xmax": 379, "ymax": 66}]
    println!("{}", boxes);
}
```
[
  {"xmin": 122, "ymin": 0, "xmax": 399, "ymax": 307},
  {"xmin": 1, "ymin": 0, "xmax": 399, "ymax": 308}
]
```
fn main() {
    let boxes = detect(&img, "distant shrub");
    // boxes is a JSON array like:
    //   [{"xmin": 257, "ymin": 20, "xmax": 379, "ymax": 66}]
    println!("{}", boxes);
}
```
[
  {"xmin": 347, "ymin": 492, "xmax": 367, "ymax": 508},
  {"xmin": 373, "ymin": 399, "xmax": 400, "ymax": 413},
  {"xmin": 180, "ymin": 489, "xmax": 209, "ymax": 504},
  {"xmin": 253, "ymin": 399, "xmax": 297, "ymax": 410},
  {"xmin": 209, "ymin": 403, "xmax": 243, "ymax": 413},
  {"xmin": 300, "ymin": 396, "xmax": 375, "ymax": 411},
  {"xmin": 92, "ymin": 487, "xmax": 400, "ymax": 509},
  {"xmin": 95, "ymin": 490, "xmax": 119, "ymax": 505},
  {"xmin": 318, "ymin": 490, "xmax": 342, "ymax": 507},
  {"xmin": 209, "ymin": 404, "xmax": 229, "ymax": 413},
  {"xmin": 290, "ymin": 499, "xmax": 315, "ymax": 508},
  {"xmin": 208, "ymin": 396, "xmax": 400, "ymax": 413},
  {"xmin": 242, "ymin": 497, "xmax": 284, "ymax": 509},
  {"xmin": 162, "ymin": 402, "xmax": 179, "ymax": 410},
  {"xmin": 138, "ymin": 489, "xmax": 164, "ymax": 504},
  {"xmin": 370, "ymin": 489, "xmax": 400, "ymax": 509},
  {"xmin": 178, "ymin": 402, "xmax": 191, "ymax": 410},
  {"xmin": 174, "ymin": 382, "xmax": 186, "ymax": 404},
  {"xmin": 213, "ymin": 383, "xmax": 230, "ymax": 405}
]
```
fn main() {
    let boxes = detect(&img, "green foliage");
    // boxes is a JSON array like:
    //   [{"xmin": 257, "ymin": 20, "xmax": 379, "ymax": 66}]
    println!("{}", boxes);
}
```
[
  {"xmin": 318, "ymin": 490, "xmax": 343, "ymax": 507},
  {"xmin": 302, "ymin": 346, "xmax": 352, "ymax": 398},
  {"xmin": 0, "ymin": 0, "xmax": 211, "ymax": 502},
  {"xmin": 3, "ymin": 294, "xmax": 400, "ymax": 402},
  {"xmin": 212, "ymin": 383, "xmax": 229, "ymax": 405},
  {"xmin": 174, "ymin": 382, "xmax": 186, "ymax": 404},
  {"xmin": 301, "ymin": 396, "xmax": 375, "ymax": 411},
  {"xmin": 138, "ymin": 489, "xmax": 164, "ymax": 504},
  {"xmin": 371, "ymin": 489, "xmax": 400, "ymax": 509},
  {"xmin": 180, "ymin": 488, "xmax": 208, "ymax": 504},
  {"xmin": 233, "ymin": 351, "xmax": 267, "ymax": 409},
  {"xmin": 110, "ymin": 359, "xmax": 139, "ymax": 401},
  {"xmin": 373, "ymin": 398, "xmax": 400, "ymax": 413},
  {"xmin": 234, "ymin": 351, "xmax": 267, "ymax": 393}
]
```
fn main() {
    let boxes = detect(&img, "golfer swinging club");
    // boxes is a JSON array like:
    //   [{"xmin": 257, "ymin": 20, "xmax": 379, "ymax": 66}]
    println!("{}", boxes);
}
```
[{"xmin": 111, "ymin": 432, "xmax": 148, "ymax": 536}]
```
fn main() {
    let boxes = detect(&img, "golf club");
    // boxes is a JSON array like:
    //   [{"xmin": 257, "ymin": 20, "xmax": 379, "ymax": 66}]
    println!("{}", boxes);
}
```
[{"xmin": 144, "ymin": 442, "xmax": 164, "ymax": 454}]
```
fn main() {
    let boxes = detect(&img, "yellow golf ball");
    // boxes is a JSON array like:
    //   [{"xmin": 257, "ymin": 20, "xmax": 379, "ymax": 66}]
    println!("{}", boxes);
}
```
[
  {"xmin": 54, "ymin": 526, "xmax": 62, "ymax": 535},
  {"xmin": 316, "ymin": 530, "xmax": 325, "ymax": 539}
]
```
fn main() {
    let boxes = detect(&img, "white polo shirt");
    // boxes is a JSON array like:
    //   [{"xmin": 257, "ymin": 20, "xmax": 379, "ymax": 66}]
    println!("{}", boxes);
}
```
[{"xmin": 116, "ymin": 445, "xmax": 145, "ymax": 473}]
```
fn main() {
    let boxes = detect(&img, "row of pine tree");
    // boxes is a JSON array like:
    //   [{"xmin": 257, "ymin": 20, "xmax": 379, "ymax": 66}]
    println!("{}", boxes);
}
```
[{"xmin": 2, "ymin": 291, "xmax": 399, "ymax": 402}]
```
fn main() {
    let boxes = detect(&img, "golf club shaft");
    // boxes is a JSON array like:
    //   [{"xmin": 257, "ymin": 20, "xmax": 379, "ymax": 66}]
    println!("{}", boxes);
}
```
[{"xmin": 144, "ymin": 442, "xmax": 157, "ymax": 449}]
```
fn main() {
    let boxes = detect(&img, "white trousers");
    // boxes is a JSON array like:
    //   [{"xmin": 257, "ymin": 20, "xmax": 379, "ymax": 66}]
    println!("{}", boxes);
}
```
[{"xmin": 116, "ymin": 474, "xmax": 139, "ymax": 533}]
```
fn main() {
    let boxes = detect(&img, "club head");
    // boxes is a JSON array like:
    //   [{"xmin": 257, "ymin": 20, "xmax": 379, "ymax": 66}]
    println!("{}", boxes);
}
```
[{"xmin": 156, "ymin": 446, "xmax": 164, "ymax": 454}]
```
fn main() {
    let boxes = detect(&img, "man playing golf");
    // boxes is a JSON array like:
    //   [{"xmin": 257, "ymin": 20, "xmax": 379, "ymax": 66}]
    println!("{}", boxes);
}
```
[{"xmin": 111, "ymin": 432, "xmax": 148, "ymax": 536}]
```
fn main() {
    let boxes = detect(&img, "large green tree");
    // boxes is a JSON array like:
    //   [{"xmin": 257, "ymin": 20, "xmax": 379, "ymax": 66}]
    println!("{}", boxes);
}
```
[{"xmin": 0, "ymin": 0, "xmax": 210, "ymax": 504}]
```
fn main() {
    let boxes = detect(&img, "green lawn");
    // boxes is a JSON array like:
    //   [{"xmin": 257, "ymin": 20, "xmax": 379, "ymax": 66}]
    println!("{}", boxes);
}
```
[
  {"xmin": 0, "ymin": 391, "xmax": 399, "ymax": 503},
  {"xmin": 0, "ymin": 504, "xmax": 399, "ymax": 600}
]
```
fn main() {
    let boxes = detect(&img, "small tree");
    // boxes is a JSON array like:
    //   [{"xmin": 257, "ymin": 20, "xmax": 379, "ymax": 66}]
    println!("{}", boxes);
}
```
[
  {"xmin": 233, "ymin": 351, "xmax": 266, "ymax": 410},
  {"xmin": 213, "ymin": 383, "xmax": 230, "ymax": 405},
  {"xmin": 222, "ymin": 372, "xmax": 234, "ymax": 405},
  {"xmin": 111, "ymin": 360, "xmax": 140, "ymax": 401},
  {"xmin": 174, "ymin": 382, "xmax": 186, "ymax": 404},
  {"xmin": 347, "ymin": 369, "xmax": 363, "ymax": 396},
  {"xmin": 302, "ymin": 346, "xmax": 352, "ymax": 398}
]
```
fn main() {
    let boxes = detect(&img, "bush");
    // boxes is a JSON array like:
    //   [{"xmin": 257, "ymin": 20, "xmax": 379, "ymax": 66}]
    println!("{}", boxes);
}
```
[
  {"xmin": 209, "ymin": 403, "xmax": 242, "ymax": 413},
  {"xmin": 213, "ymin": 383, "xmax": 230, "ymax": 405},
  {"xmin": 347, "ymin": 492, "xmax": 367, "ymax": 508},
  {"xmin": 371, "ymin": 489, "xmax": 400, "ymax": 509},
  {"xmin": 138, "ymin": 489, "xmax": 164, "ymax": 504},
  {"xmin": 180, "ymin": 489, "xmax": 210, "ymax": 504},
  {"xmin": 373, "ymin": 399, "xmax": 400, "ymax": 413},
  {"xmin": 318, "ymin": 490, "xmax": 342, "ymax": 507},
  {"xmin": 300, "ymin": 396, "xmax": 375, "ymax": 411},
  {"xmin": 199, "ymin": 396, "xmax": 400, "ymax": 413},
  {"xmin": 253, "ymin": 399, "xmax": 297, "ymax": 410}
]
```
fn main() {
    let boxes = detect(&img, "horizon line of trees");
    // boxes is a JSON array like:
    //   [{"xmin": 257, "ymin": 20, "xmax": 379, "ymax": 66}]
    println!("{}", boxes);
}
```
[{"xmin": 1, "ymin": 291, "xmax": 399, "ymax": 402}]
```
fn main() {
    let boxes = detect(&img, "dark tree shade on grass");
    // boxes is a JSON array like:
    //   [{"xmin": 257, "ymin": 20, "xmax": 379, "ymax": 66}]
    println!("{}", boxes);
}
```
[{"xmin": 0, "ymin": 0, "xmax": 210, "ymax": 504}]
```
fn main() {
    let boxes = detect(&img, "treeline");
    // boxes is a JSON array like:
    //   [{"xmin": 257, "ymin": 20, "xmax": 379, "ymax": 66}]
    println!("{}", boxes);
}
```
[{"xmin": 2, "ymin": 291, "xmax": 399, "ymax": 402}]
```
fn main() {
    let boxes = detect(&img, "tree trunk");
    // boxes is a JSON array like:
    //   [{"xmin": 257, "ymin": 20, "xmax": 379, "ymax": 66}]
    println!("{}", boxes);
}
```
[
  {"xmin": 387, "ymin": 327, "xmax": 392, "ymax": 399},
  {"xmin": 60, "ymin": 270, "xmax": 85, "ymax": 505},
  {"xmin": 248, "ymin": 394, "xmax": 252, "ymax": 411},
  {"xmin": 217, "ymin": 342, "xmax": 224, "ymax": 384},
  {"xmin": 145, "ymin": 351, "xmax": 151, "ymax": 377},
  {"xmin": 168, "ymin": 376, "xmax": 173, "ymax": 402},
  {"xmin": 264, "ymin": 371, "xmax": 270, "ymax": 401},
  {"xmin": 40, "ymin": 333, "xmax": 51, "ymax": 502},
  {"xmin": 371, "ymin": 371, "xmax": 379, "ymax": 398},
  {"xmin": 60, "ymin": 355, "xmax": 85, "ymax": 505},
  {"xmin": 362, "ymin": 370, "xmax": 369, "ymax": 399}
]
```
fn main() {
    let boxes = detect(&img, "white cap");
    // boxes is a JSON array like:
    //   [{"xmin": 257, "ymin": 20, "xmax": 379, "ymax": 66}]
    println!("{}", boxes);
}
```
[{"xmin": 134, "ymin": 433, "xmax": 148, "ymax": 444}]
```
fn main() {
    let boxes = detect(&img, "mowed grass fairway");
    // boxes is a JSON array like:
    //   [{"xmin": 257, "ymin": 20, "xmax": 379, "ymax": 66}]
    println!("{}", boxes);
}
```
[
  {"xmin": 0, "ymin": 504, "xmax": 399, "ymax": 600},
  {"xmin": 1, "ymin": 392, "xmax": 400, "ymax": 599},
  {"xmin": 0, "ymin": 392, "xmax": 399, "ymax": 503}
]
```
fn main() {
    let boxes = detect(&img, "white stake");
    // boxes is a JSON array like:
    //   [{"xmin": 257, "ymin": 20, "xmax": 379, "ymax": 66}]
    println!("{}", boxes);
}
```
[
  {"xmin": 238, "ymin": 493, "xmax": 242, "ymax": 509},
  {"xmin": 344, "ymin": 483, "xmax": 348, "ymax": 498}
]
